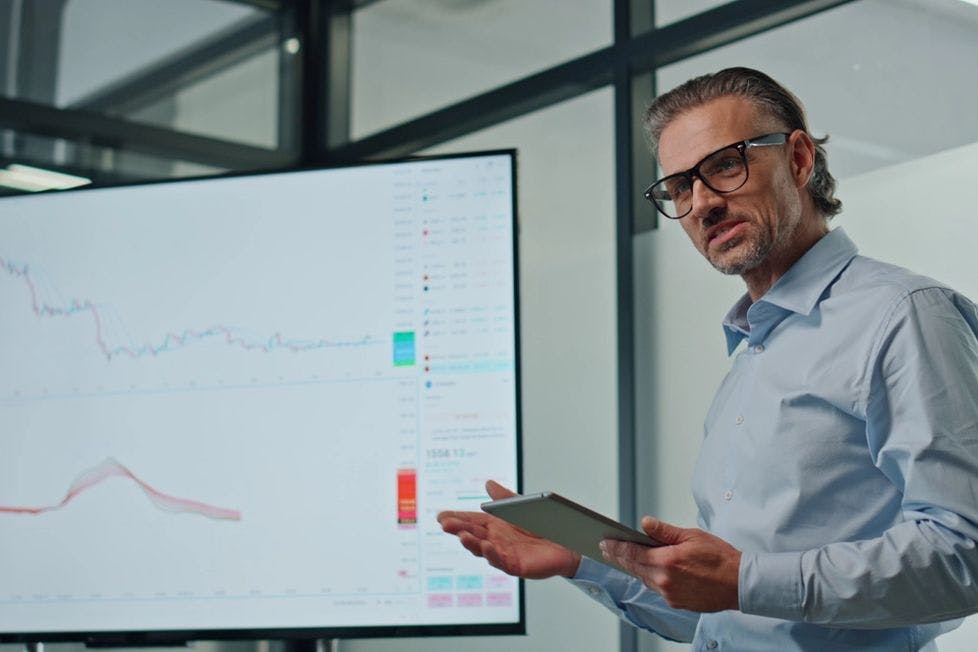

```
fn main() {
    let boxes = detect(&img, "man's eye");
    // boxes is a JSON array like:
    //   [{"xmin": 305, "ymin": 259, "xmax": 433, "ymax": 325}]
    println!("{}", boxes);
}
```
[
  {"xmin": 705, "ymin": 156, "xmax": 742, "ymax": 176},
  {"xmin": 667, "ymin": 179, "xmax": 692, "ymax": 199}
]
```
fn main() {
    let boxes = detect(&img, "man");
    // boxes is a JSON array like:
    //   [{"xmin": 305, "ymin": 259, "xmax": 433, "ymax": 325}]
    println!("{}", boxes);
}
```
[{"xmin": 438, "ymin": 67, "xmax": 978, "ymax": 650}]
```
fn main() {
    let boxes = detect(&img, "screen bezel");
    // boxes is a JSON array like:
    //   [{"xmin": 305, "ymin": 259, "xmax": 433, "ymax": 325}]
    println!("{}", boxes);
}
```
[{"xmin": 0, "ymin": 149, "xmax": 524, "ymax": 643}]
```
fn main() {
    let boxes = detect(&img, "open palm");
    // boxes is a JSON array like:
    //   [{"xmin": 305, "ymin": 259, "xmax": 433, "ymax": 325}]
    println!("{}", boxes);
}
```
[{"xmin": 437, "ymin": 480, "xmax": 581, "ymax": 579}]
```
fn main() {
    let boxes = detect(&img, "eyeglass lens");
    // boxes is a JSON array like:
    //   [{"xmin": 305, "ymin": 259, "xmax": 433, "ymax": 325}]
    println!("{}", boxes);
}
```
[{"xmin": 650, "ymin": 145, "xmax": 749, "ymax": 219}]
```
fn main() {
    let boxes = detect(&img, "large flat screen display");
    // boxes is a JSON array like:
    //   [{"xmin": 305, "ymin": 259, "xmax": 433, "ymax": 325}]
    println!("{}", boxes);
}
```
[{"xmin": 0, "ymin": 151, "xmax": 522, "ymax": 642}]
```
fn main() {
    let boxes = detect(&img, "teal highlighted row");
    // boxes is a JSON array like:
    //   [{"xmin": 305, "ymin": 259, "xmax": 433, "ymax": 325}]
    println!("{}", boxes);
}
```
[
  {"xmin": 427, "ymin": 576, "xmax": 452, "ymax": 591},
  {"xmin": 427, "ymin": 360, "xmax": 514, "ymax": 374},
  {"xmin": 457, "ymin": 575, "xmax": 484, "ymax": 590},
  {"xmin": 426, "ymin": 575, "xmax": 484, "ymax": 591},
  {"xmin": 393, "ymin": 331, "xmax": 415, "ymax": 366}
]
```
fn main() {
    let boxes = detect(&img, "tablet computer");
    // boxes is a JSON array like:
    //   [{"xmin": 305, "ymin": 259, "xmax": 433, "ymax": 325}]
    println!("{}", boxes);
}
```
[{"xmin": 481, "ymin": 491, "xmax": 661, "ymax": 574}]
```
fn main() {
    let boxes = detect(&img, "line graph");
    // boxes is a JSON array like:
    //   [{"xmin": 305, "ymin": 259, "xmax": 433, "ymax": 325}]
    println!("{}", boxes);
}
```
[
  {"xmin": 0, "ymin": 458, "xmax": 241, "ymax": 521},
  {"xmin": 0, "ymin": 255, "xmax": 377, "ymax": 362}
]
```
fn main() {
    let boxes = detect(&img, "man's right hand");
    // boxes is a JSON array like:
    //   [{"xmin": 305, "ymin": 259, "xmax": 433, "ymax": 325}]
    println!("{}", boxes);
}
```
[{"xmin": 437, "ymin": 480, "xmax": 582, "ymax": 579}]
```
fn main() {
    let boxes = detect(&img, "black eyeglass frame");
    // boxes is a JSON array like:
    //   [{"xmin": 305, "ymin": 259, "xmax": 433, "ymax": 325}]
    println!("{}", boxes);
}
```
[{"xmin": 643, "ymin": 131, "xmax": 791, "ymax": 219}]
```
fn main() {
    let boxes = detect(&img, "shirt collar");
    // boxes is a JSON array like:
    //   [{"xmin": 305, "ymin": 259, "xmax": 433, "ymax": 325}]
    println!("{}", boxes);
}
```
[{"xmin": 722, "ymin": 227, "xmax": 859, "ymax": 354}]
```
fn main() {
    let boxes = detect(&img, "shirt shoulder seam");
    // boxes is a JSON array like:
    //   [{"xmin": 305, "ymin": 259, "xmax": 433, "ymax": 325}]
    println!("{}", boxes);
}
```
[{"xmin": 860, "ymin": 284, "xmax": 951, "ymax": 409}]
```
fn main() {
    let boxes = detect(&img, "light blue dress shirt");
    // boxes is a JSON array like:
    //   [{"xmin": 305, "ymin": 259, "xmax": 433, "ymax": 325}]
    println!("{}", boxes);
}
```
[{"xmin": 572, "ymin": 228, "xmax": 978, "ymax": 651}]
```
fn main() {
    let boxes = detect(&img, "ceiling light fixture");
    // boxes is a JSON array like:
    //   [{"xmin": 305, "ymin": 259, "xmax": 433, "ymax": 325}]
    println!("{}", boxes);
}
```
[{"xmin": 0, "ymin": 164, "xmax": 91, "ymax": 192}]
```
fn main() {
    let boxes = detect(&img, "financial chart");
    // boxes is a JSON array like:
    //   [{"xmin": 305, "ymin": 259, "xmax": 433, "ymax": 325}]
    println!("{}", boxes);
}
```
[{"xmin": 0, "ymin": 153, "xmax": 520, "ymax": 636}]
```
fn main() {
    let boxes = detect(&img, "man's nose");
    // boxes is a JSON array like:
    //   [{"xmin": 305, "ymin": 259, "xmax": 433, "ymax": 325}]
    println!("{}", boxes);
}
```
[{"xmin": 688, "ymin": 178, "xmax": 727, "ymax": 222}]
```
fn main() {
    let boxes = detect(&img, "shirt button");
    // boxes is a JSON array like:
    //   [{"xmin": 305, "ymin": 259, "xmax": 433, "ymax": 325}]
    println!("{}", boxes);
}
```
[
  {"xmin": 588, "ymin": 586, "xmax": 601, "ymax": 596},
  {"xmin": 753, "ymin": 344, "xmax": 764, "ymax": 353},
  {"xmin": 706, "ymin": 640, "xmax": 719, "ymax": 650},
  {"xmin": 722, "ymin": 490, "xmax": 733, "ymax": 501},
  {"xmin": 735, "ymin": 415, "xmax": 744, "ymax": 425}
]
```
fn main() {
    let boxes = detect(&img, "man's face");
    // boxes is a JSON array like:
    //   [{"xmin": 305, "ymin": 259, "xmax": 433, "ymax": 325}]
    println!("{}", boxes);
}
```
[{"xmin": 657, "ymin": 96, "xmax": 807, "ymax": 278}]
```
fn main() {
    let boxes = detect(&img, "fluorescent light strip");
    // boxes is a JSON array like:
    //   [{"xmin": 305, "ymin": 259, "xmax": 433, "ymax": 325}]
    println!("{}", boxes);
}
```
[
  {"xmin": 0, "ymin": 164, "xmax": 91, "ymax": 192},
  {"xmin": 0, "ymin": 169, "xmax": 50, "ymax": 192}
]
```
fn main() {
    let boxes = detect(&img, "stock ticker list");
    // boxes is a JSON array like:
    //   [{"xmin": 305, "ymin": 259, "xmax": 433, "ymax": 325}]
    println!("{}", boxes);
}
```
[{"xmin": 390, "ymin": 158, "xmax": 519, "ymax": 614}]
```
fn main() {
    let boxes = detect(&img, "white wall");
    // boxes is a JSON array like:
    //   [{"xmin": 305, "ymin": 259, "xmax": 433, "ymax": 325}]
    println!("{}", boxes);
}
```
[
  {"xmin": 839, "ymin": 141, "xmax": 978, "ymax": 304},
  {"xmin": 634, "ymin": 141, "xmax": 978, "ymax": 651}
]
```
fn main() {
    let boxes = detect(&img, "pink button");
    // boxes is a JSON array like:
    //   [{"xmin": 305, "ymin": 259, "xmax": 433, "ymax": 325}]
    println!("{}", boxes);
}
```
[
  {"xmin": 456, "ymin": 593, "xmax": 484, "ymax": 607},
  {"xmin": 486, "ymin": 592, "xmax": 513, "ymax": 607},
  {"xmin": 487, "ymin": 575, "xmax": 511, "ymax": 588},
  {"xmin": 427, "ymin": 594, "xmax": 452, "ymax": 608}
]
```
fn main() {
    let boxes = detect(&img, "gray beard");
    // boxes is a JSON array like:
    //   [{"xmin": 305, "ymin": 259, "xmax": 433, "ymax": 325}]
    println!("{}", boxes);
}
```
[{"xmin": 708, "ymin": 233, "xmax": 772, "ymax": 276}]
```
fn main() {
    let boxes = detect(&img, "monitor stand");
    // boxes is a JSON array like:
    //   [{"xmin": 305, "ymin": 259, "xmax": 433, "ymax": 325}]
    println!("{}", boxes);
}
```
[{"xmin": 284, "ymin": 640, "xmax": 336, "ymax": 652}]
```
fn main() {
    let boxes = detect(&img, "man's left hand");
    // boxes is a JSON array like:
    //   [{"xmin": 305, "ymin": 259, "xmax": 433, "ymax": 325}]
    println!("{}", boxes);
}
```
[{"xmin": 600, "ymin": 516, "xmax": 741, "ymax": 613}]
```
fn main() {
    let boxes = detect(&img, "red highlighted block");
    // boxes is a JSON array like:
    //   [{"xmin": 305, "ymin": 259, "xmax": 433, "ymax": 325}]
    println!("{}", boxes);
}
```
[{"xmin": 397, "ymin": 469, "xmax": 417, "ymax": 524}]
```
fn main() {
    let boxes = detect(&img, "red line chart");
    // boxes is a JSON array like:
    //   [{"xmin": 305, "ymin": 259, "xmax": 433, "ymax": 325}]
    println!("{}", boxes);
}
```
[{"xmin": 0, "ymin": 458, "xmax": 241, "ymax": 521}]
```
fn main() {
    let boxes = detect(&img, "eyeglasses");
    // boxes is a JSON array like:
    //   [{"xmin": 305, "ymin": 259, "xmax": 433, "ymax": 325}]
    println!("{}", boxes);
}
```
[{"xmin": 644, "ymin": 132, "xmax": 790, "ymax": 219}]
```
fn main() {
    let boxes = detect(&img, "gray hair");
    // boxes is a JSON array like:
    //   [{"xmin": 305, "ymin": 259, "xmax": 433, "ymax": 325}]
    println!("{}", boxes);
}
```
[{"xmin": 644, "ymin": 67, "xmax": 842, "ymax": 219}]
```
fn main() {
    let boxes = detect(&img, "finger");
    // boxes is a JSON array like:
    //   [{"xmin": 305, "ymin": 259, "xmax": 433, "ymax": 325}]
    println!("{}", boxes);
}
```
[
  {"xmin": 439, "ymin": 516, "xmax": 491, "ymax": 539},
  {"xmin": 479, "ymin": 539, "xmax": 514, "ymax": 575},
  {"xmin": 458, "ymin": 532, "xmax": 488, "ymax": 558},
  {"xmin": 438, "ymin": 510, "xmax": 490, "ymax": 528},
  {"xmin": 459, "ymin": 533, "xmax": 513, "ymax": 576},
  {"xmin": 486, "ymin": 479, "xmax": 517, "ymax": 500},
  {"xmin": 438, "ymin": 509, "xmax": 484, "ymax": 523},
  {"xmin": 641, "ymin": 515, "xmax": 685, "ymax": 545}
]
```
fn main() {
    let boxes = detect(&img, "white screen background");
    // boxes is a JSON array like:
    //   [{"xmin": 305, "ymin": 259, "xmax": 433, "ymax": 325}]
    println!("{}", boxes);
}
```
[{"xmin": 0, "ymin": 153, "xmax": 520, "ymax": 635}]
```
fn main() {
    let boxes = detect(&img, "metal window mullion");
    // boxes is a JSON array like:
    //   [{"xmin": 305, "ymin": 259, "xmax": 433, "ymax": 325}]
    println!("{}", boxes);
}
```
[
  {"xmin": 614, "ymin": 55, "xmax": 640, "ymax": 652},
  {"xmin": 322, "ymin": 0, "xmax": 352, "ymax": 153},
  {"xmin": 279, "ymin": 6, "xmax": 302, "ymax": 155},
  {"xmin": 614, "ymin": 2, "xmax": 655, "ymax": 652},
  {"xmin": 290, "ymin": 0, "xmax": 352, "ymax": 165},
  {"xmin": 0, "ymin": 97, "xmax": 291, "ymax": 169}
]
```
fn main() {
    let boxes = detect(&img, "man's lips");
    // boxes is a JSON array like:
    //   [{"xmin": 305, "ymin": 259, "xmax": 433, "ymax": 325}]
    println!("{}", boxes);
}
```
[{"xmin": 706, "ymin": 220, "xmax": 748, "ymax": 248}]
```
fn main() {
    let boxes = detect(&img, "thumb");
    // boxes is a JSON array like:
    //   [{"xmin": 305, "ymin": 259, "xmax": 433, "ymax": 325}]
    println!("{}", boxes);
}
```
[
  {"xmin": 641, "ymin": 515, "xmax": 685, "ymax": 545},
  {"xmin": 486, "ymin": 479, "xmax": 517, "ymax": 500}
]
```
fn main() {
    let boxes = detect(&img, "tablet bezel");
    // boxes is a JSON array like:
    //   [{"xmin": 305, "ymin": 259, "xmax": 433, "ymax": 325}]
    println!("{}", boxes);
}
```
[{"xmin": 481, "ymin": 491, "xmax": 661, "ymax": 575}]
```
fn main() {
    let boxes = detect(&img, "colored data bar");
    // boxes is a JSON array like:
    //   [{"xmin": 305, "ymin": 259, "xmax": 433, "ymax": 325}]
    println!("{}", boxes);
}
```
[{"xmin": 397, "ymin": 469, "xmax": 417, "ymax": 524}]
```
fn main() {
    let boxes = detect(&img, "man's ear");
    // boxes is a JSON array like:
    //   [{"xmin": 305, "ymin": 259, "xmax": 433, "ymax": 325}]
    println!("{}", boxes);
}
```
[{"xmin": 788, "ymin": 129, "xmax": 817, "ymax": 189}]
